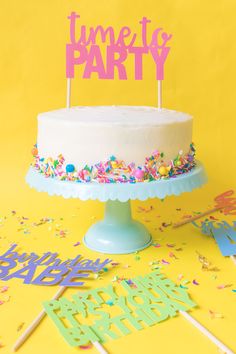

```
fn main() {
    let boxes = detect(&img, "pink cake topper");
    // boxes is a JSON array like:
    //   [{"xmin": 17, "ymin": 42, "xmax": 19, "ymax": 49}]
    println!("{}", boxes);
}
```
[
  {"xmin": 65, "ymin": 12, "xmax": 172, "ymax": 108},
  {"xmin": 66, "ymin": 12, "xmax": 172, "ymax": 81}
]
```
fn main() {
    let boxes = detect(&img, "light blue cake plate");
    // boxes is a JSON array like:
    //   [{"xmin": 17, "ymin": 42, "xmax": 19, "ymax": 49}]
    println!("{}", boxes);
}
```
[{"xmin": 26, "ymin": 162, "xmax": 207, "ymax": 254}]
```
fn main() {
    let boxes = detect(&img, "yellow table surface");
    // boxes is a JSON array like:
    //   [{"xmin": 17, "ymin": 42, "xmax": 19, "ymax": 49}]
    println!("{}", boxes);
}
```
[{"xmin": 0, "ymin": 0, "xmax": 236, "ymax": 353}]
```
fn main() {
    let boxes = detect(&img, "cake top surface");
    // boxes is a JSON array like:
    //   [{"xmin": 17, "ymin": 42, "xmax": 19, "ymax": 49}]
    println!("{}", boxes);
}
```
[{"xmin": 38, "ymin": 106, "xmax": 192, "ymax": 126}]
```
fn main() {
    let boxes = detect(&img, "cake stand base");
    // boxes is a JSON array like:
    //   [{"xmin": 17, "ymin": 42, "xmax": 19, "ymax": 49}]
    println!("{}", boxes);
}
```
[{"xmin": 83, "ymin": 200, "xmax": 152, "ymax": 254}]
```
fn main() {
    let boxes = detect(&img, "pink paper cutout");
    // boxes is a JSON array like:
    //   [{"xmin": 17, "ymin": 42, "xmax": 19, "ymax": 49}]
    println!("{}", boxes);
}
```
[{"xmin": 66, "ymin": 12, "xmax": 172, "ymax": 80}]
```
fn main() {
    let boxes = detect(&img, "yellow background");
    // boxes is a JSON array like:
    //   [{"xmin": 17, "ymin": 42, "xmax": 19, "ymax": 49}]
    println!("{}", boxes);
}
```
[{"xmin": 0, "ymin": 1, "xmax": 236, "ymax": 353}]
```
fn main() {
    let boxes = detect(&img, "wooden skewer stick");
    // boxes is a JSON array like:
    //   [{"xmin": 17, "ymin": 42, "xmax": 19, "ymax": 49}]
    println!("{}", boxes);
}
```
[
  {"xmin": 66, "ymin": 78, "xmax": 71, "ymax": 108},
  {"xmin": 13, "ymin": 286, "xmax": 67, "ymax": 351},
  {"xmin": 180, "ymin": 311, "xmax": 234, "ymax": 354},
  {"xmin": 230, "ymin": 255, "xmax": 236, "ymax": 265},
  {"xmin": 158, "ymin": 80, "xmax": 162, "ymax": 109},
  {"xmin": 173, "ymin": 205, "xmax": 223, "ymax": 228}
]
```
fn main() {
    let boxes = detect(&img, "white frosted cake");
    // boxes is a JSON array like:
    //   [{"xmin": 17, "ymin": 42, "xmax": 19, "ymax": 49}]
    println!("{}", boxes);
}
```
[{"xmin": 31, "ymin": 106, "xmax": 196, "ymax": 183}]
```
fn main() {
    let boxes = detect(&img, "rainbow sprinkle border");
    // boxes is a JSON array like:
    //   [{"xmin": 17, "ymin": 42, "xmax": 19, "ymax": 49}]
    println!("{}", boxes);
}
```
[{"xmin": 31, "ymin": 143, "xmax": 196, "ymax": 184}]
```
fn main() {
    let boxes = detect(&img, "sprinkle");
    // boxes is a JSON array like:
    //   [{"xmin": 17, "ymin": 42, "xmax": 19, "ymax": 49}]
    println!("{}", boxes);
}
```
[
  {"xmin": 162, "ymin": 222, "xmax": 172, "ymax": 228},
  {"xmin": 166, "ymin": 243, "xmax": 175, "ymax": 248},
  {"xmin": 161, "ymin": 259, "xmax": 169, "ymax": 265},
  {"xmin": 17, "ymin": 322, "xmax": 25, "ymax": 332},
  {"xmin": 180, "ymin": 284, "xmax": 188, "ymax": 289},
  {"xmin": 73, "ymin": 241, "xmax": 81, "ymax": 247},
  {"xmin": 169, "ymin": 252, "xmax": 177, "ymax": 259},
  {"xmin": 192, "ymin": 279, "xmax": 199, "ymax": 285},
  {"xmin": 0, "ymin": 286, "xmax": 8, "ymax": 293},
  {"xmin": 105, "ymin": 300, "xmax": 114, "ymax": 306},
  {"xmin": 31, "ymin": 144, "xmax": 196, "ymax": 184},
  {"xmin": 209, "ymin": 310, "xmax": 224, "ymax": 319},
  {"xmin": 79, "ymin": 344, "xmax": 93, "ymax": 350},
  {"xmin": 217, "ymin": 284, "xmax": 232, "ymax": 290},
  {"xmin": 111, "ymin": 276, "xmax": 119, "ymax": 282},
  {"xmin": 153, "ymin": 243, "xmax": 161, "ymax": 248}
]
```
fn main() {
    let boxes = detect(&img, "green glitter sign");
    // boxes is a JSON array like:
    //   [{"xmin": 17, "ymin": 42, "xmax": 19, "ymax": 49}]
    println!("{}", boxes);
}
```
[{"xmin": 43, "ymin": 270, "xmax": 196, "ymax": 346}]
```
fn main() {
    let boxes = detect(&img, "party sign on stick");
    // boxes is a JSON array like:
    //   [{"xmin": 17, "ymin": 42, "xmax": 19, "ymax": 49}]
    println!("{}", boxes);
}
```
[
  {"xmin": 66, "ymin": 12, "xmax": 172, "ymax": 108},
  {"xmin": 173, "ymin": 190, "xmax": 236, "ymax": 228},
  {"xmin": 42, "ymin": 270, "xmax": 233, "ymax": 353}
]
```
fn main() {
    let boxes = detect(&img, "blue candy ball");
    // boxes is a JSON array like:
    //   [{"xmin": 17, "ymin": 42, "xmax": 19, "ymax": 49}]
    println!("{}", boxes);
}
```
[{"xmin": 66, "ymin": 164, "xmax": 75, "ymax": 173}]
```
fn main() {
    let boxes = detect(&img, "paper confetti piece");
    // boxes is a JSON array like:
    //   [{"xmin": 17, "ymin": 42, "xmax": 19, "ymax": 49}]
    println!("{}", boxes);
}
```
[
  {"xmin": 73, "ymin": 241, "xmax": 81, "ymax": 247},
  {"xmin": 192, "ymin": 279, "xmax": 199, "ymax": 285},
  {"xmin": 79, "ymin": 344, "xmax": 93, "ymax": 350},
  {"xmin": 0, "ymin": 286, "xmax": 8, "ymax": 293},
  {"xmin": 169, "ymin": 252, "xmax": 177, "ymax": 259},
  {"xmin": 153, "ymin": 243, "xmax": 161, "ymax": 248},
  {"xmin": 209, "ymin": 310, "xmax": 224, "ymax": 319},
  {"xmin": 17, "ymin": 322, "xmax": 25, "ymax": 332},
  {"xmin": 180, "ymin": 284, "xmax": 188, "ymax": 289},
  {"xmin": 232, "ymin": 289, "xmax": 236, "ymax": 293},
  {"xmin": 161, "ymin": 259, "xmax": 169, "ymax": 265},
  {"xmin": 217, "ymin": 284, "xmax": 232, "ymax": 290},
  {"xmin": 105, "ymin": 300, "xmax": 114, "ymax": 306},
  {"xmin": 166, "ymin": 243, "xmax": 176, "ymax": 248}
]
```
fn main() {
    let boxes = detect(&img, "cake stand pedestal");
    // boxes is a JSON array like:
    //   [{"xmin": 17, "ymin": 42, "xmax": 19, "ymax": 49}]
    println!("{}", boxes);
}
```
[{"xmin": 26, "ymin": 162, "xmax": 207, "ymax": 254}]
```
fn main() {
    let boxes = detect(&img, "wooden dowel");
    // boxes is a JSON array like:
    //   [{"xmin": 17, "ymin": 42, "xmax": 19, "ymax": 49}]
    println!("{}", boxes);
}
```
[
  {"xmin": 66, "ymin": 78, "xmax": 71, "ymax": 108},
  {"xmin": 173, "ymin": 206, "xmax": 223, "ymax": 228},
  {"xmin": 180, "ymin": 311, "xmax": 234, "ymax": 354},
  {"xmin": 12, "ymin": 286, "xmax": 66, "ymax": 351}
]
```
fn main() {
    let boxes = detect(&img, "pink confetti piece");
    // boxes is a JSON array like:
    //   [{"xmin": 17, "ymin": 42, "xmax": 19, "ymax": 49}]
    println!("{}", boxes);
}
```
[
  {"xmin": 0, "ymin": 286, "xmax": 8, "ymax": 293},
  {"xmin": 153, "ymin": 243, "xmax": 161, "ymax": 248},
  {"xmin": 162, "ymin": 222, "xmax": 172, "ymax": 228},
  {"xmin": 217, "ymin": 284, "xmax": 232, "ymax": 290},
  {"xmin": 79, "ymin": 344, "xmax": 93, "ymax": 350},
  {"xmin": 161, "ymin": 259, "xmax": 170, "ymax": 265},
  {"xmin": 166, "ymin": 243, "xmax": 176, "ymax": 248},
  {"xmin": 178, "ymin": 274, "xmax": 184, "ymax": 281},
  {"xmin": 0, "ymin": 301, "xmax": 4, "ymax": 305},
  {"xmin": 192, "ymin": 279, "xmax": 199, "ymax": 285}
]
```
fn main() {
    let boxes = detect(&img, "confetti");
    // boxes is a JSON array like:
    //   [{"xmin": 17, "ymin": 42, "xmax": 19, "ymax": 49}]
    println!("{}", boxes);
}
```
[
  {"xmin": 73, "ymin": 241, "xmax": 81, "ymax": 246},
  {"xmin": 79, "ymin": 344, "xmax": 93, "ymax": 350},
  {"xmin": 162, "ymin": 222, "xmax": 172, "ymax": 228},
  {"xmin": 196, "ymin": 252, "xmax": 219, "ymax": 271},
  {"xmin": 152, "ymin": 243, "xmax": 161, "ymax": 248},
  {"xmin": 166, "ymin": 243, "xmax": 175, "ymax": 248},
  {"xmin": 0, "ymin": 286, "xmax": 8, "ymax": 293},
  {"xmin": 209, "ymin": 310, "xmax": 224, "ymax": 319},
  {"xmin": 217, "ymin": 284, "xmax": 232, "ymax": 290},
  {"xmin": 105, "ymin": 300, "xmax": 114, "ymax": 306},
  {"xmin": 161, "ymin": 259, "xmax": 169, "ymax": 265},
  {"xmin": 169, "ymin": 252, "xmax": 177, "ymax": 259},
  {"xmin": 180, "ymin": 284, "xmax": 188, "ymax": 289},
  {"xmin": 192, "ymin": 279, "xmax": 199, "ymax": 285},
  {"xmin": 17, "ymin": 322, "xmax": 25, "ymax": 332}
]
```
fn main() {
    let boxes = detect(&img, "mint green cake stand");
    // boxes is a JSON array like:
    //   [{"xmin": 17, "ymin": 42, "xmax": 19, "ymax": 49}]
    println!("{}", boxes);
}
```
[{"xmin": 26, "ymin": 162, "xmax": 207, "ymax": 254}]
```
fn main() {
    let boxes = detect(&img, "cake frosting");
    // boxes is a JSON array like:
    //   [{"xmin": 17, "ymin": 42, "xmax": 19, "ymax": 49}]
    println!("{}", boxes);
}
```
[{"xmin": 32, "ymin": 106, "xmax": 196, "ymax": 183}]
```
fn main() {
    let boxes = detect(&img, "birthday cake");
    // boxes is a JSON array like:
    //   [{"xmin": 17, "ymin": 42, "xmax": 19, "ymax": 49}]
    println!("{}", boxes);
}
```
[{"xmin": 31, "ymin": 105, "xmax": 196, "ymax": 183}]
